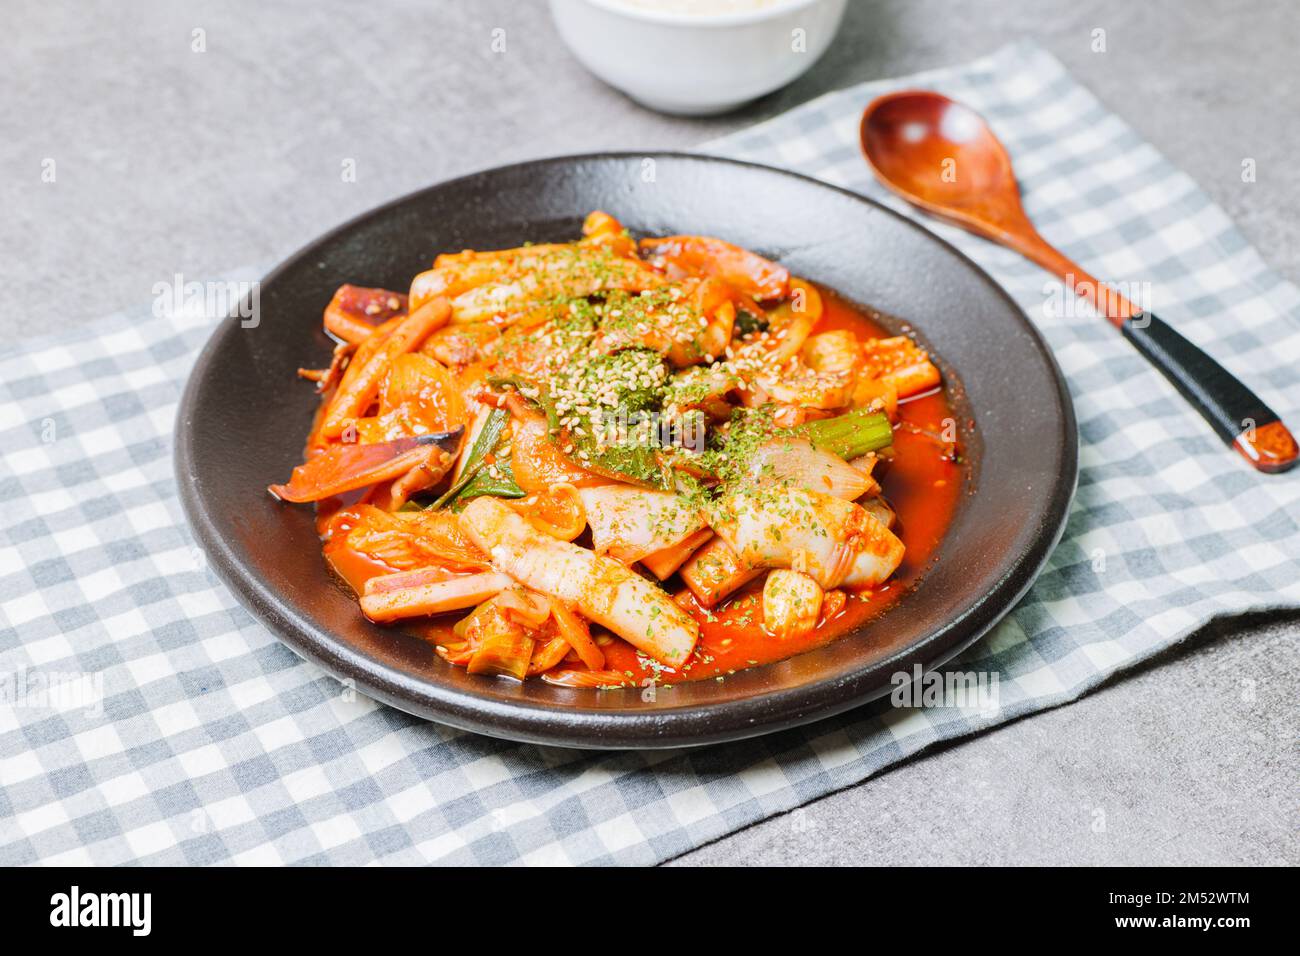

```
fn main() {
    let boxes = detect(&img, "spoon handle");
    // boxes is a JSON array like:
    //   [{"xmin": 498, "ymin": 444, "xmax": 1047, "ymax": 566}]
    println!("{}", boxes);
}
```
[
  {"xmin": 1010, "ymin": 231, "xmax": 1297, "ymax": 473},
  {"xmin": 1119, "ymin": 313, "xmax": 1297, "ymax": 472}
]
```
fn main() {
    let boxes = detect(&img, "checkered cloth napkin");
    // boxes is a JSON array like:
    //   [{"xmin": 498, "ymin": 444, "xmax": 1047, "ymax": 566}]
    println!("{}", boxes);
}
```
[{"xmin": 3, "ymin": 41, "xmax": 1298, "ymax": 866}]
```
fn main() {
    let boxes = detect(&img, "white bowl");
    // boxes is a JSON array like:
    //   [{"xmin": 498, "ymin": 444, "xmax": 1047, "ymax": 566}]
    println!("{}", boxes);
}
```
[{"xmin": 549, "ymin": 0, "xmax": 848, "ymax": 116}]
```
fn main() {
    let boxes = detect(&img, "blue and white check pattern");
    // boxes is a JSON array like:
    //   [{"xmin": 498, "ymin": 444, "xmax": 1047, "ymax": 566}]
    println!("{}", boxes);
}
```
[{"xmin": 2, "ymin": 42, "xmax": 1298, "ymax": 865}]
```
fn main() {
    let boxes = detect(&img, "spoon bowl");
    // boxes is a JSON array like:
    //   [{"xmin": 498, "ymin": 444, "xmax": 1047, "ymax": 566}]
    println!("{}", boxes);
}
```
[
  {"xmin": 860, "ymin": 90, "xmax": 1297, "ymax": 474},
  {"xmin": 861, "ymin": 92, "xmax": 1027, "ymax": 241}
]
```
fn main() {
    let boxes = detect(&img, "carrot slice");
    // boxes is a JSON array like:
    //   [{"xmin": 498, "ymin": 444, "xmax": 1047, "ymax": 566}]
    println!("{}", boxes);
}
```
[
  {"xmin": 504, "ymin": 482, "xmax": 587, "ymax": 541},
  {"xmin": 642, "ymin": 527, "xmax": 714, "ymax": 581},
  {"xmin": 319, "ymin": 297, "xmax": 452, "ymax": 439},
  {"xmin": 378, "ymin": 353, "xmax": 466, "ymax": 436},
  {"xmin": 548, "ymin": 599, "xmax": 605, "ymax": 671},
  {"xmin": 527, "ymin": 635, "xmax": 572, "ymax": 676}
]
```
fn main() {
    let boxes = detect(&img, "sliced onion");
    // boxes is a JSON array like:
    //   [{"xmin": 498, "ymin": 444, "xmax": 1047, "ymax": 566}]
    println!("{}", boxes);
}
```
[
  {"xmin": 746, "ymin": 437, "xmax": 874, "ymax": 500},
  {"xmin": 577, "ymin": 485, "xmax": 706, "ymax": 563}
]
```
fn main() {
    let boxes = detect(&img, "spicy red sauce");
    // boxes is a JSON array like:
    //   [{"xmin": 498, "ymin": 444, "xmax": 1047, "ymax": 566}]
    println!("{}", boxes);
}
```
[
  {"xmin": 318, "ymin": 288, "xmax": 967, "ymax": 685},
  {"xmin": 599, "ymin": 291, "xmax": 966, "ymax": 683}
]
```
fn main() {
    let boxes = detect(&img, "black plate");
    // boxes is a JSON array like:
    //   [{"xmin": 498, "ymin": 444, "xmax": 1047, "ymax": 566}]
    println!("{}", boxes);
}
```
[{"xmin": 175, "ymin": 153, "xmax": 1076, "ymax": 749}]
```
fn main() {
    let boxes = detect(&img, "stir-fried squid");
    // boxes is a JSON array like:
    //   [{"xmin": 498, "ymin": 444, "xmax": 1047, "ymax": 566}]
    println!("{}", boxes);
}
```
[{"xmin": 273, "ymin": 212, "xmax": 959, "ymax": 688}]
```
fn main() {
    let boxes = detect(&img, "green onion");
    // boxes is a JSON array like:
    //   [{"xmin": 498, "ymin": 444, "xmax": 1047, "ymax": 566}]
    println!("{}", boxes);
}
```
[
  {"xmin": 449, "ymin": 457, "xmax": 525, "ymax": 510},
  {"xmin": 491, "ymin": 361, "xmax": 668, "ymax": 489},
  {"xmin": 798, "ymin": 408, "xmax": 893, "ymax": 460},
  {"xmin": 588, "ymin": 444, "xmax": 668, "ymax": 490},
  {"xmin": 468, "ymin": 407, "xmax": 511, "ymax": 463},
  {"xmin": 733, "ymin": 308, "xmax": 768, "ymax": 337},
  {"xmin": 429, "ymin": 407, "xmax": 512, "ymax": 510}
]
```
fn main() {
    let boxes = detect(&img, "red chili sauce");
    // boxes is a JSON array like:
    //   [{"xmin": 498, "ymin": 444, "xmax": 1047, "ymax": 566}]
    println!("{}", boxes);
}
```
[{"xmin": 319, "ymin": 288, "xmax": 967, "ymax": 685}]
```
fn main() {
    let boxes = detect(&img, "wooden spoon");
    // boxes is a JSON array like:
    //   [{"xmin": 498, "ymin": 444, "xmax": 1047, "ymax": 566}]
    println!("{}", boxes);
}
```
[{"xmin": 860, "ymin": 90, "xmax": 1297, "ymax": 474}]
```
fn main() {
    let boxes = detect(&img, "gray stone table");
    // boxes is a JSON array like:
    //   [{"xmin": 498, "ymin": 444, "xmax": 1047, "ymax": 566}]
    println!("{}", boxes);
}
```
[{"xmin": 4, "ymin": 0, "xmax": 1296, "ymax": 865}]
